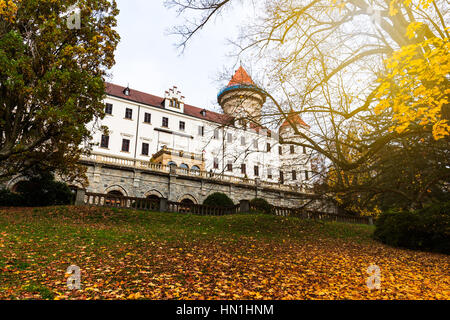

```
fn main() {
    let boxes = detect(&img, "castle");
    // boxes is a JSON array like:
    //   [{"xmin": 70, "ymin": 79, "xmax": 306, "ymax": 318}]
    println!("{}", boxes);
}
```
[
  {"xmin": 87, "ymin": 67, "xmax": 311, "ymax": 188},
  {"xmin": 6, "ymin": 67, "xmax": 315, "ymax": 207}
]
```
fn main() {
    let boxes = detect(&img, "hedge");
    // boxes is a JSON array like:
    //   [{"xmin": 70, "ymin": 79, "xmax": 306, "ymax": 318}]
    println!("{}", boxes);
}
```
[{"xmin": 374, "ymin": 202, "xmax": 450, "ymax": 254}]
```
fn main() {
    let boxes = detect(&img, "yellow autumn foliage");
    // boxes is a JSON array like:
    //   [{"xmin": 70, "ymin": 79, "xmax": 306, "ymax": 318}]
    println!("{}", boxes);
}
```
[{"xmin": 374, "ymin": 1, "xmax": 450, "ymax": 140}]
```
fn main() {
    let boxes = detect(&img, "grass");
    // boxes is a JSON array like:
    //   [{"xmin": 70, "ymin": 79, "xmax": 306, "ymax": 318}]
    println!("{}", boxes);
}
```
[{"xmin": 0, "ymin": 206, "xmax": 448, "ymax": 300}]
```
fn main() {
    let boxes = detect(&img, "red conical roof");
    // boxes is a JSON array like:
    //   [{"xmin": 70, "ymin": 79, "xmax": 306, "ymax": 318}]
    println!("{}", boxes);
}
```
[
  {"xmin": 228, "ymin": 66, "xmax": 255, "ymax": 86},
  {"xmin": 280, "ymin": 112, "xmax": 309, "ymax": 128}
]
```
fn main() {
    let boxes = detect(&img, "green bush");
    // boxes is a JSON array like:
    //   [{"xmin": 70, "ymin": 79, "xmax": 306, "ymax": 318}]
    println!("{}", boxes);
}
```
[
  {"xmin": 250, "ymin": 198, "xmax": 274, "ymax": 214},
  {"xmin": 0, "ymin": 188, "xmax": 25, "ymax": 206},
  {"xmin": 374, "ymin": 202, "xmax": 450, "ymax": 254},
  {"xmin": 203, "ymin": 192, "xmax": 234, "ymax": 207},
  {"xmin": 1, "ymin": 171, "xmax": 73, "ymax": 207}
]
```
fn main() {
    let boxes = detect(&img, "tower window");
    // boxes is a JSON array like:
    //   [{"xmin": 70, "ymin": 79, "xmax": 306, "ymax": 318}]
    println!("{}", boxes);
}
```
[
  {"xmin": 125, "ymin": 108, "xmax": 133, "ymax": 120},
  {"xmin": 290, "ymin": 145, "xmax": 295, "ymax": 154},
  {"xmin": 105, "ymin": 103, "xmax": 113, "ymax": 115},
  {"xmin": 292, "ymin": 170, "xmax": 297, "ymax": 181},
  {"xmin": 279, "ymin": 146, "xmax": 283, "ymax": 155},
  {"xmin": 142, "ymin": 143, "xmax": 149, "ymax": 156},
  {"xmin": 303, "ymin": 146, "xmax": 307, "ymax": 154},
  {"xmin": 254, "ymin": 165, "xmax": 259, "ymax": 177},
  {"xmin": 213, "ymin": 158, "xmax": 219, "ymax": 169},
  {"xmin": 266, "ymin": 143, "xmax": 271, "ymax": 152},
  {"xmin": 121, "ymin": 139, "xmax": 130, "ymax": 152},
  {"xmin": 162, "ymin": 117, "xmax": 169, "ymax": 128},
  {"xmin": 198, "ymin": 126, "xmax": 204, "ymax": 136},
  {"xmin": 100, "ymin": 135, "xmax": 109, "ymax": 148},
  {"xmin": 179, "ymin": 121, "xmax": 185, "ymax": 131},
  {"xmin": 267, "ymin": 168, "xmax": 272, "ymax": 179},
  {"xmin": 144, "ymin": 113, "xmax": 151, "ymax": 124}
]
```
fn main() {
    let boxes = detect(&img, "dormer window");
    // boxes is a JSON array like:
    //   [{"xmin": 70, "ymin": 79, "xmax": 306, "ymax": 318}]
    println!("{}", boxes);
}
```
[
  {"xmin": 170, "ymin": 99, "xmax": 180, "ymax": 109},
  {"xmin": 123, "ymin": 87, "xmax": 130, "ymax": 96},
  {"xmin": 200, "ymin": 109, "xmax": 207, "ymax": 117}
]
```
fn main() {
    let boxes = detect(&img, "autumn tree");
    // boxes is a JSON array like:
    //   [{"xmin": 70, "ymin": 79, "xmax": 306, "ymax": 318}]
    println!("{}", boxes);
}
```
[
  {"xmin": 168, "ymin": 0, "xmax": 449, "ymax": 211},
  {"xmin": 0, "ymin": 0, "xmax": 120, "ymax": 183}
]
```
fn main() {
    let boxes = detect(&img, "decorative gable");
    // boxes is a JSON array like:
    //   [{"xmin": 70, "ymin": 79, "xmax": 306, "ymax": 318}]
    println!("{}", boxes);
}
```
[{"xmin": 164, "ymin": 86, "xmax": 185, "ymax": 113}]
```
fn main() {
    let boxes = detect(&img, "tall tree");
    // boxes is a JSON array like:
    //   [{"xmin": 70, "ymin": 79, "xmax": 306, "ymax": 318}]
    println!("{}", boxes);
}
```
[
  {"xmin": 0, "ymin": 0, "xmax": 120, "ymax": 183},
  {"xmin": 168, "ymin": 0, "xmax": 449, "ymax": 211}
]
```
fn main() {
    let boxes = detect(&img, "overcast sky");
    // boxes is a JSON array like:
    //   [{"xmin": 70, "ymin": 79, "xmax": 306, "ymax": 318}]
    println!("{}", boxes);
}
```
[{"xmin": 109, "ymin": 0, "xmax": 250, "ymax": 111}]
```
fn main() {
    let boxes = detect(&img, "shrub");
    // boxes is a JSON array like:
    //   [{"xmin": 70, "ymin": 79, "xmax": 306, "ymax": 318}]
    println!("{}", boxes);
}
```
[
  {"xmin": 203, "ymin": 192, "xmax": 234, "ymax": 207},
  {"xmin": 0, "ymin": 188, "xmax": 25, "ymax": 207},
  {"xmin": 374, "ymin": 202, "xmax": 450, "ymax": 254},
  {"xmin": 16, "ymin": 173, "xmax": 73, "ymax": 207},
  {"xmin": 250, "ymin": 198, "xmax": 274, "ymax": 214},
  {"xmin": 2, "ymin": 170, "xmax": 74, "ymax": 207}
]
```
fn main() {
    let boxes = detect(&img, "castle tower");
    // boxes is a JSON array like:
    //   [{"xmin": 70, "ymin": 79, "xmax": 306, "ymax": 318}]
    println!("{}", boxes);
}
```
[{"xmin": 217, "ymin": 66, "xmax": 266, "ymax": 125}]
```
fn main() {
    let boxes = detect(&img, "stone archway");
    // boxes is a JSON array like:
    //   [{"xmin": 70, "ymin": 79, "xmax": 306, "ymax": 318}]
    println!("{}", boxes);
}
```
[
  {"xmin": 104, "ymin": 185, "xmax": 128, "ymax": 197},
  {"xmin": 178, "ymin": 194, "xmax": 198, "ymax": 204},
  {"xmin": 144, "ymin": 189, "xmax": 164, "ymax": 211}
]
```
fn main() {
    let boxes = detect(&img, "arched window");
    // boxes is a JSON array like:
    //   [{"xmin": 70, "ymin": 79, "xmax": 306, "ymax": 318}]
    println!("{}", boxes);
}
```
[
  {"xmin": 168, "ymin": 161, "xmax": 177, "ymax": 167},
  {"xmin": 180, "ymin": 163, "xmax": 189, "ymax": 169},
  {"xmin": 191, "ymin": 165, "xmax": 200, "ymax": 171}
]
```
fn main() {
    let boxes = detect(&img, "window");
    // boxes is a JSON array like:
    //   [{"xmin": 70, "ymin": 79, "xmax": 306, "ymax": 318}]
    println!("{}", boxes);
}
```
[
  {"xmin": 267, "ymin": 168, "xmax": 273, "ymax": 179},
  {"xmin": 125, "ymin": 108, "xmax": 133, "ymax": 119},
  {"xmin": 214, "ymin": 129, "xmax": 219, "ymax": 139},
  {"xmin": 290, "ymin": 145, "xmax": 295, "ymax": 154},
  {"xmin": 170, "ymin": 99, "xmax": 180, "ymax": 109},
  {"xmin": 303, "ymin": 146, "xmax": 307, "ymax": 154},
  {"xmin": 240, "ymin": 136, "xmax": 246, "ymax": 146},
  {"xmin": 266, "ymin": 143, "xmax": 271, "ymax": 152},
  {"xmin": 227, "ymin": 133, "xmax": 233, "ymax": 143},
  {"xmin": 280, "ymin": 171, "xmax": 284, "ymax": 184},
  {"xmin": 227, "ymin": 161, "xmax": 233, "ymax": 172},
  {"xmin": 162, "ymin": 117, "xmax": 169, "ymax": 128},
  {"xmin": 253, "ymin": 139, "xmax": 258, "ymax": 149},
  {"xmin": 198, "ymin": 126, "xmax": 204, "ymax": 136},
  {"xmin": 241, "ymin": 163, "xmax": 246, "ymax": 175},
  {"xmin": 100, "ymin": 135, "xmax": 109, "ymax": 148},
  {"xmin": 142, "ymin": 143, "xmax": 149, "ymax": 156},
  {"xmin": 213, "ymin": 158, "xmax": 219, "ymax": 169},
  {"xmin": 254, "ymin": 165, "xmax": 259, "ymax": 177},
  {"xmin": 279, "ymin": 146, "xmax": 283, "ymax": 155},
  {"xmin": 121, "ymin": 139, "xmax": 130, "ymax": 152},
  {"xmin": 105, "ymin": 103, "xmax": 113, "ymax": 115},
  {"xmin": 305, "ymin": 170, "xmax": 309, "ymax": 180},
  {"xmin": 292, "ymin": 170, "xmax": 297, "ymax": 181},
  {"xmin": 144, "ymin": 113, "xmax": 151, "ymax": 124},
  {"xmin": 267, "ymin": 131, "xmax": 271, "ymax": 138},
  {"xmin": 179, "ymin": 121, "xmax": 185, "ymax": 131}
]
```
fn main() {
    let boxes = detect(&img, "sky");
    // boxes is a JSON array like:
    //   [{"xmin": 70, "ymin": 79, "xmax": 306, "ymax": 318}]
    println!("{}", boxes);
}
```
[{"xmin": 109, "ymin": 0, "xmax": 250, "ymax": 111}]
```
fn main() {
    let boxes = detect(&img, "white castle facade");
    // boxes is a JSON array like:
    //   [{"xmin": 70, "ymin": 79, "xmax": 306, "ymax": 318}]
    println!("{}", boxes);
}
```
[{"xmin": 86, "ymin": 67, "xmax": 312, "ymax": 190}]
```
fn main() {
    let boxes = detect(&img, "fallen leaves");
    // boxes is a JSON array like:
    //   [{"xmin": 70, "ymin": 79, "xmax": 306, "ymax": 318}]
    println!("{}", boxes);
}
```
[{"xmin": 0, "ymin": 206, "xmax": 448, "ymax": 300}]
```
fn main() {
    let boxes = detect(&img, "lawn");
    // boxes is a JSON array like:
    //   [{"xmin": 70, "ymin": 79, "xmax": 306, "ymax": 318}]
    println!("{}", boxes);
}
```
[{"xmin": 0, "ymin": 206, "xmax": 448, "ymax": 300}]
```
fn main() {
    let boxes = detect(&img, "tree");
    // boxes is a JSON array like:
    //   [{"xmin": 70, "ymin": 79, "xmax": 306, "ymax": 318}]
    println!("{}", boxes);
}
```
[
  {"xmin": 0, "ymin": 0, "xmax": 120, "ymax": 183},
  {"xmin": 167, "ymin": 0, "xmax": 449, "ymax": 211}
]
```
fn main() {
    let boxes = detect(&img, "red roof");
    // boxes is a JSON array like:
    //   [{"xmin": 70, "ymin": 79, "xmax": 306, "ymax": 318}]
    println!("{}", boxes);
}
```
[
  {"xmin": 227, "ymin": 66, "xmax": 255, "ymax": 86},
  {"xmin": 105, "ymin": 83, "xmax": 233, "ymax": 125},
  {"xmin": 280, "ymin": 113, "xmax": 309, "ymax": 129}
]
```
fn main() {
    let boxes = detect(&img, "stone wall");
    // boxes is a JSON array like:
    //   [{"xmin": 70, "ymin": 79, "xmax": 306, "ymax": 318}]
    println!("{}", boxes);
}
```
[{"xmin": 81, "ymin": 163, "xmax": 333, "ymax": 210}]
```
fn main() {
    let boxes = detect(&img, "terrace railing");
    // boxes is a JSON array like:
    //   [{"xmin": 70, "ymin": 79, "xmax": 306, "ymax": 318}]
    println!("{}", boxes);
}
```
[{"xmin": 78, "ymin": 191, "xmax": 372, "ymax": 225}]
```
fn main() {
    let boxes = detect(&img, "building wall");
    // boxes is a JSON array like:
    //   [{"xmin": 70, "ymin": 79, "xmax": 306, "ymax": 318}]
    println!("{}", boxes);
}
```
[
  {"xmin": 82, "ymin": 163, "xmax": 324, "ymax": 209},
  {"xmin": 87, "ymin": 92, "xmax": 312, "ymax": 187}
]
